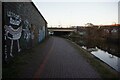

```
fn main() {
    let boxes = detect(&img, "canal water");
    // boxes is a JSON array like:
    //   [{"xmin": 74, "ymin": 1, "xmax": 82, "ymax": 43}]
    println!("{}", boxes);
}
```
[
  {"xmin": 74, "ymin": 38, "xmax": 120, "ymax": 72},
  {"xmin": 81, "ymin": 46, "xmax": 120, "ymax": 72}
]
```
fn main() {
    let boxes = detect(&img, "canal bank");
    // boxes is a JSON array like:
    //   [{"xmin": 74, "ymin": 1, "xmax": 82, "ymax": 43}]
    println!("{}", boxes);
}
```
[{"xmin": 64, "ymin": 37, "xmax": 119, "ymax": 78}]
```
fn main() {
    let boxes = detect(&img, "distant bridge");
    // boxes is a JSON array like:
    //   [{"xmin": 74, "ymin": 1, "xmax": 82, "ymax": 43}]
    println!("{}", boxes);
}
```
[
  {"xmin": 48, "ymin": 28, "xmax": 76, "ymax": 32},
  {"xmin": 48, "ymin": 28, "xmax": 76, "ymax": 36}
]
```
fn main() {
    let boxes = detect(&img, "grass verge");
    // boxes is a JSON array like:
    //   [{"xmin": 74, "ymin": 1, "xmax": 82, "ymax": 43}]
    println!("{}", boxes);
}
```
[{"xmin": 65, "ymin": 38, "xmax": 119, "ymax": 79}]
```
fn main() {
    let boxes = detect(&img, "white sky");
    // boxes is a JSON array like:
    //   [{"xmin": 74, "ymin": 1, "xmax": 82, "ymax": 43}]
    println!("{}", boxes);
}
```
[{"xmin": 33, "ymin": 0, "xmax": 119, "ymax": 27}]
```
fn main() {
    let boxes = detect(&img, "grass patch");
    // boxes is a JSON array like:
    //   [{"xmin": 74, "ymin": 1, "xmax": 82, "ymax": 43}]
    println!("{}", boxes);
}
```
[{"xmin": 65, "ymin": 38, "xmax": 119, "ymax": 79}]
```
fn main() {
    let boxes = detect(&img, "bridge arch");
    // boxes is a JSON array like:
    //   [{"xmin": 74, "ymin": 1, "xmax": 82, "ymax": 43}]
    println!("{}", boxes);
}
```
[{"xmin": 48, "ymin": 28, "xmax": 76, "ymax": 36}]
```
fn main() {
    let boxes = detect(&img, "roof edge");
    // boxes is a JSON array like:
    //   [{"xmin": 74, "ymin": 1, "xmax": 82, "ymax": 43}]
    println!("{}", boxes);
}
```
[{"xmin": 31, "ymin": 2, "xmax": 47, "ymax": 24}]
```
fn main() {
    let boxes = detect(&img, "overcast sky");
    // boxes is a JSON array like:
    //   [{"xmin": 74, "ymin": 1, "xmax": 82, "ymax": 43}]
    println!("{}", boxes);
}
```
[{"xmin": 33, "ymin": 0, "xmax": 119, "ymax": 27}]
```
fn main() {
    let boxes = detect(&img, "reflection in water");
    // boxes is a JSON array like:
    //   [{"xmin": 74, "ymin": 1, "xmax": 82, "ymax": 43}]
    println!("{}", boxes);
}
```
[
  {"xmin": 75, "ymin": 38, "xmax": 120, "ymax": 72},
  {"xmin": 92, "ymin": 47, "xmax": 119, "ymax": 71},
  {"xmin": 82, "ymin": 46, "xmax": 119, "ymax": 72}
]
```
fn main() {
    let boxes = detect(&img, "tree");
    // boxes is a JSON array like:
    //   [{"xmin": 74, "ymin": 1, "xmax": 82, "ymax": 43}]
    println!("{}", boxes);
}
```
[{"xmin": 85, "ymin": 23, "xmax": 94, "ymax": 27}]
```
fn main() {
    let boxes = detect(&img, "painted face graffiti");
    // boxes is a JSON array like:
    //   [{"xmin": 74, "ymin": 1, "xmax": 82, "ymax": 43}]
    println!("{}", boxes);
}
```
[
  {"xmin": 7, "ymin": 11, "xmax": 21, "ymax": 26},
  {"xmin": 4, "ymin": 11, "xmax": 22, "ymax": 61}
]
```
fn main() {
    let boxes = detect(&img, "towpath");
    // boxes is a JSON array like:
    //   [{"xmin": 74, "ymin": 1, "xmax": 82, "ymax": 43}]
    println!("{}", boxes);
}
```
[{"xmin": 3, "ymin": 37, "xmax": 101, "ymax": 78}]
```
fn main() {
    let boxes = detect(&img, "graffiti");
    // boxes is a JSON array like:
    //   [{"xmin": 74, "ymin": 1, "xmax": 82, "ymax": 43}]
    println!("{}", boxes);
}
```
[
  {"xmin": 31, "ymin": 31, "xmax": 34, "ymax": 40},
  {"xmin": 7, "ymin": 11, "xmax": 21, "ymax": 26},
  {"xmin": 22, "ymin": 21, "xmax": 36, "ymax": 48},
  {"xmin": 30, "ymin": 24, "xmax": 35, "ymax": 40},
  {"xmin": 38, "ymin": 29, "xmax": 42, "ymax": 42},
  {"xmin": 43, "ymin": 26, "xmax": 45, "ymax": 38},
  {"xmin": 4, "ymin": 11, "xmax": 22, "ymax": 60},
  {"xmin": 22, "ymin": 20, "xmax": 31, "ymax": 43},
  {"xmin": 38, "ymin": 26, "xmax": 45, "ymax": 43},
  {"xmin": 4, "ymin": 11, "xmax": 46, "ymax": 62}
]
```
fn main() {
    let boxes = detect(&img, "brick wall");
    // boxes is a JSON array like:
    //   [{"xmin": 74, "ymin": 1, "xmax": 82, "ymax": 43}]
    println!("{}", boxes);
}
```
[{"xmin": 3, "ymin": 2, "xmax": 47, "ymax": 62}]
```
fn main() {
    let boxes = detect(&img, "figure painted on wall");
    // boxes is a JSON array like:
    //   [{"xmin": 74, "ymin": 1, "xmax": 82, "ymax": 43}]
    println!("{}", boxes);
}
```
[
  {"xmin": 4, "ymin": 11, "xmax": 22, "ymax": 61},
  {"xmin": 23, "ymin": 20, "xmax": 31, "ymax": 42},
  {"xmin": 38, "ymin": 27, "xmax": 43, "ymax": 43},
  {"xmin": 43, "ymin": 26, "xmax": 45, "ymax": 39},
  {"xmin": 30, "ymin": 24, "xmax": 35, "ymax": 47},
  {"xmin": 38, "ymin": 26, "xmax": 45, "ymax": 43},
  {"xmin": 22, "ymin": 20, "xmax": 31, "ymax": 49},
  {"xmin": 30, "ymin": 24, "xmax": 35, "ymax": 40},
  {"xmin": 4, "ymin": 11, "xmax": 42, "ymax": 62},
  {"xmin": 38, "ymin": 28, "xmax": 42, "ymax": 43},
  {"xmin": 22, "ymin": 22, "xmax": 35, "ymax": 48}
]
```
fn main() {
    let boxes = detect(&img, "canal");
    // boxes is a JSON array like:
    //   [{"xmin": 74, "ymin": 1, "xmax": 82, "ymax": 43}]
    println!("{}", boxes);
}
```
[{"xmin": 68, "ymin": 37, "xmax": 120, "ymax": 72}]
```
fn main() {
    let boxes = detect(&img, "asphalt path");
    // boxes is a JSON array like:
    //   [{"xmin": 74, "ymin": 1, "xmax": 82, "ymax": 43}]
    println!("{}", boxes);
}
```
[
  {"xmin": 32, "ymin": 37, "xmax": 101, "ymax": 78},
  {"xmin": 5, "ymin": 37, "xmax": 101, "ymax": 78}
]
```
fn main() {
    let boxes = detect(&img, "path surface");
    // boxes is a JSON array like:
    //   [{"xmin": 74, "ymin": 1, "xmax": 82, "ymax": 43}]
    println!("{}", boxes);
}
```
[
  {"xmin": 5, "ymin": 37, "xmax": 101, "ymax": 78},
  {"xmin": 33, "ymin": 37, "xmax": 101, "ymax": 78}
]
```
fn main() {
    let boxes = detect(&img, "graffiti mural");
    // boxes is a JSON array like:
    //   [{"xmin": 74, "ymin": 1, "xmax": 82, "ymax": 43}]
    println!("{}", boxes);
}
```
[
  {"xmin": 22, "ymin": 20, "xmax": 31, "ymax": 48},
  {"xmin": 22, "ymin": 21, "xmax": 35, "ymax": 48},
  {"xmin": 3, "ymin": 2, "xmax": 48, "ymax": 63},
  {"xmin": 4, "ymin": 11, "xmax": 22, "ymax": 61},
  {"xmin": 38, "ymin": 26, "xmax": 45, "ymax": 43},
  {"xmin": 4, "ymin": 11, "xmax": 46, "ymax": 62},
  {"xmin": 43, "ymin": 26, "xmax": 45, "ymax": 39},
  {"xmin": 30, "ymin": 24, "xmax": 35, "ymax": 40},
  {"xmin": 38, "ymin": 28, "xmax": 42, "ymax": 42},
  {"xmin": 23, "ymin": 20, "xmax": 31, "ymax": 42}
]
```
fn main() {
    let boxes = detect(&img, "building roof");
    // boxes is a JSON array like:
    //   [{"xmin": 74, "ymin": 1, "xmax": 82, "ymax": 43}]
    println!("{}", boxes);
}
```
[{"xmin": 31, "ymin": 2, "xmax": 47, "ymax": 24}]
